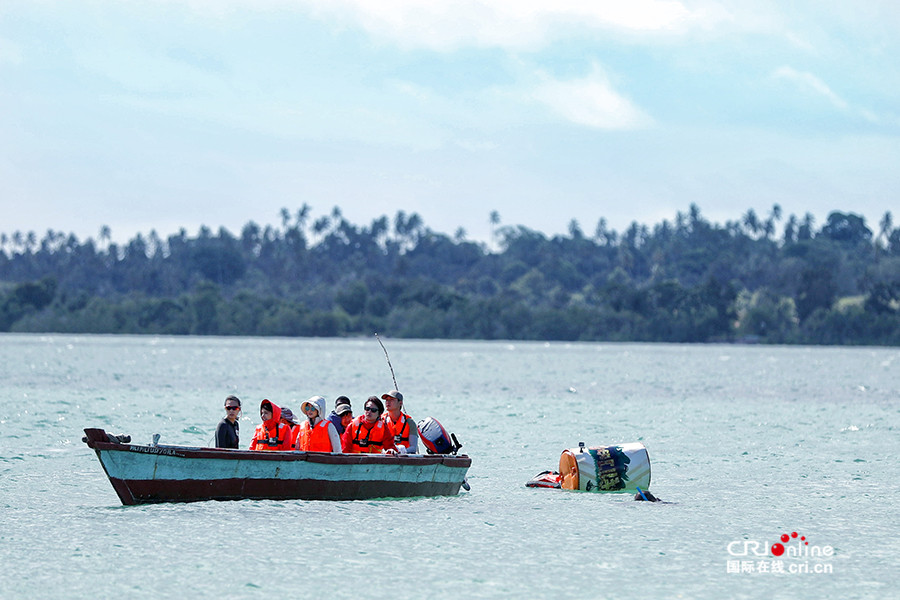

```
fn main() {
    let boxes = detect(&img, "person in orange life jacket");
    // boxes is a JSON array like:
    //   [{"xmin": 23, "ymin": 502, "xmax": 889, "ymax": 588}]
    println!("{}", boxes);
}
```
[
  {"xmin": 341, "ymin": 396, "xmax": 397, "ymax": 454},
  {"xmin": 295, "ymin": 395, "xmax": 341, "ymax": 453},
  {"xmin": 280, "ymin": 407, "xmax": 301, "ymax": 446},
  {"xmin": 381, "ymin": 389, "xmax": 419, "ymax": 454},
  {"xmin": 249, "ymin": 399, "xmax": 293, "ymax": 451}
]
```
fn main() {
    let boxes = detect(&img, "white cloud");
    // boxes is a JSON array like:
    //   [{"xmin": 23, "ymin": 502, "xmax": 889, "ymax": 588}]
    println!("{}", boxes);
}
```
[
  {"xmin": 772, "ymin": 65, "xmax": 847, "ymax": 110},
  {"xmin": 155, "ymin": 0, "xmax": 709, "ymax": 50},
  {"xmin": 531, "ymin": 66, "xmax": 651, "ymax": 130},
  {"xmin": 307, "ymin": 0, "xmax": 700, "ymax": 50}
]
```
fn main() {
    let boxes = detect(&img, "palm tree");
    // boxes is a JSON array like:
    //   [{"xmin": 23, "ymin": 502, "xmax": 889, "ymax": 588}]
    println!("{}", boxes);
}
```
[
  {"xmin": 148, "ymin": 229, "xmax": 163, "ymax": 259},
  {"xmin": 568, "ymin": 219, "xmax": 583, "ymax": 239},
  {"xmin": 689, "ymin": 203, "xmax": 702, "ymax": 231},
  {"xmin": 296, "ymin": 203, "xmax": 311, "ymax": 232},
  {"xmin": 489, "ymin": 210, "xmax": 501, "ymax": 250},
  {"xmin": 798, "ymin": 213, "xmax": 814, "ymax": 241},
  {"xmin": 675, "ymin": 211, "xmax": 686, "ymax": 235},
  {"xmin": 763, "ymin": 204, "xmax": 782, "ymax": 240},
  {"xmin": 878, "ymin": 211, "xmax": 893, "ymax": 252},
  {"xmin": 743, "ymin": 209, "xmax": 760, "ymax": 238},
  {"xmin": 312, "ymin": 216, "xmax": 331, "ymax": 245},
  {"xmin": 99, "ymin": 225, "xmax": 112, "ymax": 253},
  {"xmin": 782, "ymin": 214, "xmax": 798, "ymax": 245},
  {"xmin": 241, "ymin": 221, "xmax": 261, "ymax": 255},
  {"xmin": 406, "ymin": 212, "xmax": 423, "ymax": 239},
  {"xmin": 594, "ymin": 217, "xmax": 608, "ymax": 244}
]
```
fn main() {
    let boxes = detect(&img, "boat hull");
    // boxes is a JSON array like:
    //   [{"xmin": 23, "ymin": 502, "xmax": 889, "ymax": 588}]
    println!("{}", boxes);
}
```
[{"xmin": 84, "ymin": 428, "xmax": 471, "ymax": 505}]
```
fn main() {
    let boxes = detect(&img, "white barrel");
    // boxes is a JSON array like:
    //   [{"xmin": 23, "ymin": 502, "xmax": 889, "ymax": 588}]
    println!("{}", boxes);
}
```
[{"xmin": 559, "ymin": 442, "xmax": 651, "ymax": 492}]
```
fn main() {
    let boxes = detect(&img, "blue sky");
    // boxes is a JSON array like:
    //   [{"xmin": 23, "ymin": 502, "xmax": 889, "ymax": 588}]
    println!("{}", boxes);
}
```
[{"xmin": 1, "ymin": 0, "xmax": 898, "ymax": 245}]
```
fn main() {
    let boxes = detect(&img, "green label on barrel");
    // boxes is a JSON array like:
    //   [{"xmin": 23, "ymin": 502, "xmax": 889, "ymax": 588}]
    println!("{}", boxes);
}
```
[{"xmin": 587, "ymin": 446, "xmax": 632, "ymax": 491}]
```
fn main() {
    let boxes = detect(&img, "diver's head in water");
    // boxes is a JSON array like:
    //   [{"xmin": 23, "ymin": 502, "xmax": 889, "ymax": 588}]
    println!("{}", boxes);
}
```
[{"xmin": 634, "ymin": 489, "xmax": 660, "ymax": 502}]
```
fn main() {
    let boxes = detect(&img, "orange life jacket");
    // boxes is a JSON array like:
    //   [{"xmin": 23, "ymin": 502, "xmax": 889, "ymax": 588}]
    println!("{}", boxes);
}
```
[
  {"xmin": 347, "ymin": 417, "xmax": 389, "ymax": 453},
  {"xmin": 383, "ymin": 411, "xmax": 413, "ymax": 445},
  {"xmin": 251, "ymin": 422, "xmax": 292, "ymax": 451},
  {"xmin": 298, "ymin": 419, "xmax": 333, "ymax": 452}
]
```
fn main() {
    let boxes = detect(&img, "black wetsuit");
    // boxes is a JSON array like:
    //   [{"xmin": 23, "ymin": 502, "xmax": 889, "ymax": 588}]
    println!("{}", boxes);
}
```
[{"xmin": 215, "ymin": 418, "xmax": 240, "ymax": 449}]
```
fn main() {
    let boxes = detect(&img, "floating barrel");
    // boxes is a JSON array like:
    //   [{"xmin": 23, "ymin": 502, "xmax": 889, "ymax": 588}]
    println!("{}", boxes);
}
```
[{"xmin": 558, "ymin": 442, "xmax": 650, "ymax": 492}]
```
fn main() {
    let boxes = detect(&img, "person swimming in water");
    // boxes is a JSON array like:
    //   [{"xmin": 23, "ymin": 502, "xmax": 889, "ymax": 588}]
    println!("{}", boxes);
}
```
[{"xmin": 634, "ymin": 489, "xmax": 661, "ymax": 502}]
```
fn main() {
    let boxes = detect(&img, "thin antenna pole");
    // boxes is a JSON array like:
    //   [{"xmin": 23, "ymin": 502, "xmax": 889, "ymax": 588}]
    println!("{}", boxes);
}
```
[{"xmin": 375, "ymin": 333, "xmax": 398, "ymax": 390}]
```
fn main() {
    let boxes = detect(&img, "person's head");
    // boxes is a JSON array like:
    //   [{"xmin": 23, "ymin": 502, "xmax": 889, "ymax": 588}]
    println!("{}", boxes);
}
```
[
  {"xmin": 336, "ymin": 402, "xmax": 353, "ymax": 427},
  {"xmin": 224, "ymin": 395, "xmax": 241, "ymax": 421},
  {"xmin": 260, "ymin": 399, "xmax": 274, "ymax": 422},
  {"xmin": 634, "ymin": 490, "xmax": 659, "ymax": 502},
  {"xmin": 280, "ymin": 407, "xmax": 299, "ymax": 427},
  {"xmin": 363, "ymin": 396, "xmax": 384, "ymax": 423},
  {"xmin": 381, "ymin": 389, "xmax": 403, "ymax": 413},
  {"xmin": 335, "ymin": 395, "xmax": 351, "ymax": 409},
  {"xmin": 301, "ymin": 396, "xmax": 327, "ymax": 424}
]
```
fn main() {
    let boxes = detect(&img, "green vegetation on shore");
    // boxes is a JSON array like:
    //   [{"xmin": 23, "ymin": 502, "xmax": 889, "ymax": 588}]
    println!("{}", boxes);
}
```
[{"xmin": 2, "ymin": 204, "xmax": 899, "ymax": 345}]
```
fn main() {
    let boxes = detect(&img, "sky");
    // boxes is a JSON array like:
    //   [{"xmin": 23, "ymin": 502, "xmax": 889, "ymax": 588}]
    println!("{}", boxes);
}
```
[{"xmin": 1, "ymin": 0, "xmax": 898, "ymax": 246}]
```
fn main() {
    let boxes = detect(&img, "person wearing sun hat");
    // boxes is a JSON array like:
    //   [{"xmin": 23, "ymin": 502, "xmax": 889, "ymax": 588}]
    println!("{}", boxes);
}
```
[{"xmin": 280, "ymin": 406, "xmax": 301, "ymax": 446}]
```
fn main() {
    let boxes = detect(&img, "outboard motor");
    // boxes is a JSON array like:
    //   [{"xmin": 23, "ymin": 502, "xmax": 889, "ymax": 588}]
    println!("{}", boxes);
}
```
[{"xmin": 417, "ymin": 417, "xmax": 462, "ymax": 455}]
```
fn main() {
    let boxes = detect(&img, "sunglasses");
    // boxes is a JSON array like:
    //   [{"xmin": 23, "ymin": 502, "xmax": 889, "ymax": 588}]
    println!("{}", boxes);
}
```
[
  {"xmin": 225, "ymin": 406, "xmax": 240, "ymax": 410},
  {"xmin": 364, "ymin": 406, "xmax": 380, "ymax": 413}
]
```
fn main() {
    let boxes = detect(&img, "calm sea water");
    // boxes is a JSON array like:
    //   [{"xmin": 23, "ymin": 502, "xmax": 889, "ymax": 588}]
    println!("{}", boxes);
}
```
[{"xmin": 0, "ymin": 334, "xmax": 897, "ymax": 599}]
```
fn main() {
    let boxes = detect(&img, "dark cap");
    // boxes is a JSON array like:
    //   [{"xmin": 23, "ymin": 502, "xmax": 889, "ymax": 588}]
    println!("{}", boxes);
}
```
[
  {"xmin": 335, "ymin": 404, "xmax": 352, "ymax": 416},
  {"xmin": 381, "ymin": 389, "xmax": 403, "ymax": 402},
  {"xmin": 335, "ymin": 395, "xmax": 351, "ymax": 408}
]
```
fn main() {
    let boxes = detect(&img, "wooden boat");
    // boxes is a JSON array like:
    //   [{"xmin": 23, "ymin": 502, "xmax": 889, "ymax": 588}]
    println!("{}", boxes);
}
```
[{"xmin": 82, "ymin": 428, "xmax": 471, "ymax": 505}]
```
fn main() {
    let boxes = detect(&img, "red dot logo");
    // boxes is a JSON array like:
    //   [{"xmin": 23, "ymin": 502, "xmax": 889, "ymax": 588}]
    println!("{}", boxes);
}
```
[{"xmin": 773, "ymin": 530, "xmax": 808, "ymax": 554}]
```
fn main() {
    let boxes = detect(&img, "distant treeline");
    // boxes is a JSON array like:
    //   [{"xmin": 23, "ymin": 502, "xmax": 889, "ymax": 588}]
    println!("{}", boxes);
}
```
[{"xmin": 1, "ymin": 204, "xmax": 899, "ymax": 345}]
